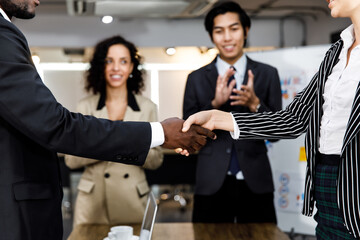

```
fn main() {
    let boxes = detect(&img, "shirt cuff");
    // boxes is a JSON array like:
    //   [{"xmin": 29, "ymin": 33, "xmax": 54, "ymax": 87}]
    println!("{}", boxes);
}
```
[
  {"xmin": 229, "ymin": 113, "xmax": 240, "ymax": 139},
  {"xmin": 150, "ymin": 122, "xmax": 165, "ymax": 148}
]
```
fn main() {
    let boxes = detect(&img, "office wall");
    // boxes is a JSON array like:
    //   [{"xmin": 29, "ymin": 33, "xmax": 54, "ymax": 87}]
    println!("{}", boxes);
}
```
[{"xmin": 15, "ymin": 13, "xmax": 350, "ymax": 49}]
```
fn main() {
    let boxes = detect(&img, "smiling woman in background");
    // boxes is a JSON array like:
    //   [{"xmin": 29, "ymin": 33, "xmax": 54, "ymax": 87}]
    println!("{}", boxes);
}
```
[{"xmin": 65, "ymin": 35, "xmax": 163, "ymax": 226}]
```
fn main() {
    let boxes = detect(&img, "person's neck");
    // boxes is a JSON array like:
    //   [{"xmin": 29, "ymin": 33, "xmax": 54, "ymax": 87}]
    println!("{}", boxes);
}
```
[
  {"xmin": 220, "ymin": 53, "xmax": 243, "ymax": 66},
  {"xmin": 351, "ymin": 15, "xmax": 360, "ymax": 46},
  {"xmin": 106, "ymin": 86, "xmax": 127, "ymax": 103}
]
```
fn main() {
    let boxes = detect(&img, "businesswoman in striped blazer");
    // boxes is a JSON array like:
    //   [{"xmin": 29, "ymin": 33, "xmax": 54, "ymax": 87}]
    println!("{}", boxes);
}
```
[{"xmin": 183, "ymin": 0, "xmax": 360, "ymax": 239}]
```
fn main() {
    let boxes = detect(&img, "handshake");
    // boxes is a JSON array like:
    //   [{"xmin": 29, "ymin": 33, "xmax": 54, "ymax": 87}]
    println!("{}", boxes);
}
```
[
  {"xmin": 160, "ymin": 117, "xmax": 216, "ymax": 155},
  {"xmin": 161, "ymin": 110, "xmax": 232, "ymax": 155}
]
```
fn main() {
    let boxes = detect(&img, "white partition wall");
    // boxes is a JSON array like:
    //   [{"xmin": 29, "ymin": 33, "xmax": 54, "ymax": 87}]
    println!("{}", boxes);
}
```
[{"xmin": 247, "ymin": 45, "xmax": 331, "ymax": 235}]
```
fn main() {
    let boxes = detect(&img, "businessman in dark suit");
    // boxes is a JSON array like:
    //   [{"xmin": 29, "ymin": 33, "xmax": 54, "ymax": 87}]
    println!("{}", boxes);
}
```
[
  {"xmin": 0, "ymin": 1, "xmax": 215, "ymax": 239},
  {"xmin": 183, "ymin": 1, "xmax": 282, "ymax": 223}
]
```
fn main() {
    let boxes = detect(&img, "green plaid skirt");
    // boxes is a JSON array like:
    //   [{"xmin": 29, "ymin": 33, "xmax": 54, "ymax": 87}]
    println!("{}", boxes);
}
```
[{"xmin": 314, "ymin": 162, "xmax": 357, "ymax": 240}]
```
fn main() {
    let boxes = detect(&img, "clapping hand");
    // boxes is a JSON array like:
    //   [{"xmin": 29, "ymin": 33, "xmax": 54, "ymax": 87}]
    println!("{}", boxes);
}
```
[
  {"xmin": 211, "ymin": 68, "xmax": 236, "ymax": 109},
  {"xmin": 230, "ymin": 70, "xmax": 260, "ymax": 112}
]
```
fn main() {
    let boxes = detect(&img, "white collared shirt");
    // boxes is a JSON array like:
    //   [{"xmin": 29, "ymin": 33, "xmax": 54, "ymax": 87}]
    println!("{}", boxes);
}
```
[
  {"xmin": 217, "ymin": 54, "xmax": 247, "ymax": 179},
  {"xmin": 319, "ymin": 24, "xmax": 360, "ymax": 155},
  {"xmin": 0, "ymin": 8, "xmax": 11, "ymax": 22},
  {"xmin": 216, "ymin": 54, "xmax": 247, "ymax": 90}
]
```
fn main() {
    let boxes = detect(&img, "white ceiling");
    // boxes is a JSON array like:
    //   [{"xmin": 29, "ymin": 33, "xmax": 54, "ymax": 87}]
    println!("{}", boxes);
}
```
[{"xmin": 37, "ymin": 0, "xmax": 330, "ymax": 19}]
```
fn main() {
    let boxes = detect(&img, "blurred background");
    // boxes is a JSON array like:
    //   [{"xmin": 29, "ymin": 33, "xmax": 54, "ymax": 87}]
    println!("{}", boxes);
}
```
[{"xmin": 16, "ymin": 1, "xmax": 351, "ymax": 239}]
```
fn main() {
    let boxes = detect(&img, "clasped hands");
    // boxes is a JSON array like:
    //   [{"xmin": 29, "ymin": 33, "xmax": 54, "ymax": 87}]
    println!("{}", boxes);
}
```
[
  {"xmin": 160, "ymin": 117, "xmax": 216, "ymax": 156},
  {"xmin": 161, "ymin": 69, "xmax": 257, "ymax": 155},
  {"xmin": 212, "ymin": 68, "xmax": 260, "ymax": 112},
  {"xmin": 170, "ymin": 68, "xmax": 259, "ymax": 155}
]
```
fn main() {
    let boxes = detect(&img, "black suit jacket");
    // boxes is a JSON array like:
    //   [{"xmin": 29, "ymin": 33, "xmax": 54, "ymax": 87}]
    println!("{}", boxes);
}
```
[
  {"xmin": 183, "ymin": 56, "xmax": 282, "ymax": 195},
  {"xmin": 0, "ymin": 15, "xmax": 151, "ymax": 240}
]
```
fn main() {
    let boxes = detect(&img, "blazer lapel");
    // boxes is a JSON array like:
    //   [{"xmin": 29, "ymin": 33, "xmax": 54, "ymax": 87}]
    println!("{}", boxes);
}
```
[
  {"xmin": 313, "ymin": 40, "xmax": 343, "ymax": 150},
  {"xmin": 342, "ymin": 82, "xmax": 360, "ymax": 153}
]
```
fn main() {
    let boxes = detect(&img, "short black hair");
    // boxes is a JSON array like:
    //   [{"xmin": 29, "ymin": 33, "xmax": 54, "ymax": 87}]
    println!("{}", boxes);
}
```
[
  {"xmin": 85, "ymin": 35, "xmax": 144, "ymax": 95},
  {"xmin": 204, "ymin": 1, "xmax": 251, "ymax": 43}
]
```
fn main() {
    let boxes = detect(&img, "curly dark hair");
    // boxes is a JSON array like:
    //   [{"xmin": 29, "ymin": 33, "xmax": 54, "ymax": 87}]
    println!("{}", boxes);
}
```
[{"xmin": 85, "ymin": 35, "xmax": 144, "ymax": 95}]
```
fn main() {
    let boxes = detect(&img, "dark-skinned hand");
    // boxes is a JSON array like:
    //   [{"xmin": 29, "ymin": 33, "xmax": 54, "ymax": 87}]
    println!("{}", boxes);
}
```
[{"xmin": 160, "ymin": 117, "xmax": 216, "ymax": 154}]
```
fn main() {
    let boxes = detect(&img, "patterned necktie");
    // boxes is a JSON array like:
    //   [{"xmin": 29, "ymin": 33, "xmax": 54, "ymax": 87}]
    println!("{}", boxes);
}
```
[
  {"xmin": 228, "ymin": 66, "xmax": 236, "ymax": 89},
  {"xmin": 227, "ymin": 66, "xmax": 240, "ymax": 175}
]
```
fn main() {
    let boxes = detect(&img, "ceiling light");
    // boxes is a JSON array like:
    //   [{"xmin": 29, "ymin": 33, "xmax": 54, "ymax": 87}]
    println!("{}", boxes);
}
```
[
  {"xmin": 165, "ymin": 47, "xmax": 176, "ymax": 56},
  {"xmin": 102, "ymin": 15, "xmax": 113, "ymax": 24}
]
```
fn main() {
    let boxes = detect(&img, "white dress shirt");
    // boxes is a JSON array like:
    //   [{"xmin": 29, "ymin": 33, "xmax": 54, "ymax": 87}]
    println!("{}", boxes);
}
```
[
  {"xmin": 0, "ymin": 8, "xmax": 11, "ymax": 22},
  {"xmin": 0, "ymin": 8, "xmax": 165, "ymax": 148},
  {"xmin": 319, "ymin": 25, "xmax": 360, "ymax": 155},
  {"xmin": 217, "ymin": 54, "xmax": 247, "ymax": 179}
]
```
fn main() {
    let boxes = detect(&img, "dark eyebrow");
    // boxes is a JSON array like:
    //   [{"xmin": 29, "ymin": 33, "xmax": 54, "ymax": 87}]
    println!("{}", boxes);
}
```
[{"xmin": 213, "ymin": 22, "xmax": 241, "ymax": 30}]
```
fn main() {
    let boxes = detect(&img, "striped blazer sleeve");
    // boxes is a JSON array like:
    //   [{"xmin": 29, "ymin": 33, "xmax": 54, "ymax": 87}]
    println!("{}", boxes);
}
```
[
  {"xmin": 232, "ymin": 40, "xmax": 360, "ymax": 238},
  {"xmin": 232, "ymin": 70, "xmax": 319, "ymax": 140}
]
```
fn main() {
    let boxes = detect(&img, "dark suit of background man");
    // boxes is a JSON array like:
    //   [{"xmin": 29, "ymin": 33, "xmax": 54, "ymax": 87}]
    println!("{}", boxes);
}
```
[
  {"xmin": 183, "ymin": 1, "xmax": 282, "ymax": 223},
  {"xmin": 0, "ymin": 1, "xmax": 215, "ymax": 239}
]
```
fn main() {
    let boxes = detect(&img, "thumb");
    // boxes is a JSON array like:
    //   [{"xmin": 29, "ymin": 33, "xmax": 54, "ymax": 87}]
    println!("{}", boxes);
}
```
[
  {"xmin": 247, "ymin": 69, "xmax": 254, "ymax": 89},
  {"xmin": 182, "ymin": 116, "xmax": 194, "ymax": 132}
]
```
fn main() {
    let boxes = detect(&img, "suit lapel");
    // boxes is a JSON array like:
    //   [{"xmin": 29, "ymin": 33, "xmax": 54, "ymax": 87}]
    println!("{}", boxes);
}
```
[
  {"xmin": 205, "ymin": 58, "xmax": 218, "ymax": 93},
  {"xmin": 243, "ymin": 57, "xmax": 258, "ymax": 86}
]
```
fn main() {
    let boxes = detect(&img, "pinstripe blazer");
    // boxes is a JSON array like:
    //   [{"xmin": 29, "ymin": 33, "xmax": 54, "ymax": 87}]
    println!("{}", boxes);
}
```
[{"xmin": 233, "ymin": 40, "xmax": 360, "ymax": 238}]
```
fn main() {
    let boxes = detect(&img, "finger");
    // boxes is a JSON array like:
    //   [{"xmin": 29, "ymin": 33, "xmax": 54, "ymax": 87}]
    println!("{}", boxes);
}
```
[
  {"xmin": 182, "ymin": 115, "xmax": 196, "ymax": 132},
  {"xmin": 223, "ymin": 68, "xmax": 236, "ymax": 83},
  {"xmin": 194, "ymin": 125, "xmax": 216, "ymax": 139},
  {"xmin": 192, "ymin": 142, "xmax": 203, "ymax": 152},
  {"xmin": 228, "ymin": 79, "xmax": 236, "ymax": 90},
  {"xmin": 230, "ymin": 100, "xmax": 244, "ymax": 106},
  {"xmin": 247, "ymin": 69, "xmax": 254, "ymax": 88},
  {"xmin": 220, "ymin": 73, "xmax": 228, "ymax": 85},
  {"xmin": 181, "ymin": 150, "xmax": 189, "ymax": 156},
  {"xmin": 175, "ymin": 148, "xmax": 183, "ymax": 153},
  {"xmin": 216, "ymin": 74, "xmax": 224, "ymax": 87},
  {"xmin": 240, "ymin": 85, "xmax": 249, "ymax": 92},
  {"xmin": 229, "ymin": 94, "xmax": 240, "ymax": 100},
  {"xmin": 186, "ymin": 146, "xmax": 196, "ymax": 154},
  {"xmin": 195, "ymin": 135, "xmax": 207, "ymax": 147},
  {"xmin": 232, "ymin": 89, "xmax": 242, "ymax": 95}
]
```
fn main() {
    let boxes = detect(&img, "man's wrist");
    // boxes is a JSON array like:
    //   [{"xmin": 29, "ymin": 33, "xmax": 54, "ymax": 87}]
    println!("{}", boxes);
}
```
[{"xmin": 250, "ymin": 98, "xmax": 261, "ymax": 112}]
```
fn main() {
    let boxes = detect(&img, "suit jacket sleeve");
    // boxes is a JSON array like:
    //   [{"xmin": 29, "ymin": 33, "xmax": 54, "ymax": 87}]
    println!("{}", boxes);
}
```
[
  {"xmin": 64, "ymin": 100, "xmax": 102, "ymax": 169},
  {"xmin": 0, "ymin": 20, "xmax": 151, "ymax": 166}
]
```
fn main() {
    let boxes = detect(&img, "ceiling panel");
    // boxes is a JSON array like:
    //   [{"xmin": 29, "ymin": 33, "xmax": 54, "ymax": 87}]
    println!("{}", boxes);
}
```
[{"xmin": 37, "ymin": 0, "xmax": 331, "ymax": 19}]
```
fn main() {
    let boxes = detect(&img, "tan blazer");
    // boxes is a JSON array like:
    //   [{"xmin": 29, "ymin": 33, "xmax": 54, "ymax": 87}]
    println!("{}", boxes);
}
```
[{"xmin": 65, "ymin": 94, "xmax": 163, "ymax": 226}]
